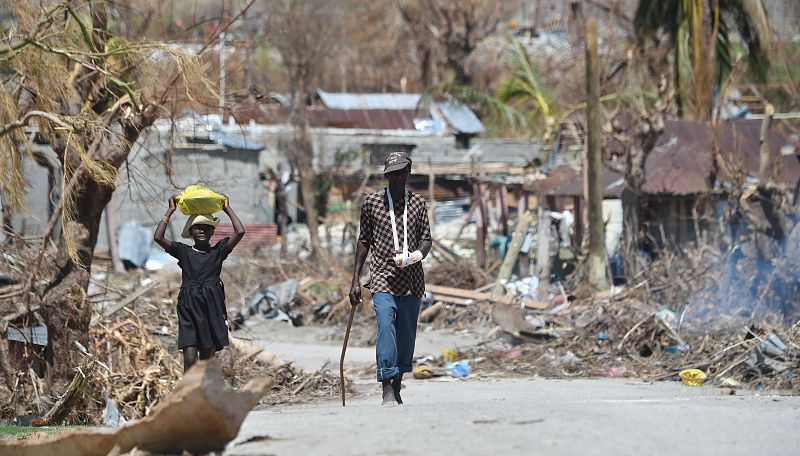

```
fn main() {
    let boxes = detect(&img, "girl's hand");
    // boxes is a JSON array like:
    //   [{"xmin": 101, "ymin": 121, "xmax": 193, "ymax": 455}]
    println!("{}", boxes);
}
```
[
  {"xmin": 168, "ymin": 195, "xmax": 177, "ymax": 212},
  {"xmin": 222, "ymin": 194, "xmax": 230, "ymax": 210}
]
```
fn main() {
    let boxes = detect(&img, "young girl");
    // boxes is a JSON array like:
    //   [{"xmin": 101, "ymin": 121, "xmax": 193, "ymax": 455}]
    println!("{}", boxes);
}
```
[{"xmin": 153, "ymin": 195, "xmax": 245, "ymax": 372}]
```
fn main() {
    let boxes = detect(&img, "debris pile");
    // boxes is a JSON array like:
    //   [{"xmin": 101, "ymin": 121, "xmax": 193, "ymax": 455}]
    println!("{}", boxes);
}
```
[
  {"xmin": 426, "ymin": 259, "xmax": 491, "ymax": 290},
  {"xmin": 416, "ymin": 245, "xmax": 800, "ymax": 392},
  {"xmin": 4, "ymin": 359, "xmax": 273, "ymax": 456},
  {"xmin": 0, "ymin": 254, "xmax": 356, "ymax": 426}
]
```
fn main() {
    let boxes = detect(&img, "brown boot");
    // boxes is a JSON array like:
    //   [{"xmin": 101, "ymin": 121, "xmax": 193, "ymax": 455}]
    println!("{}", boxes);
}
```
[
  {"xmin": 391, "ymin": 375, "xmax": 403, "ymax": 405},
  {"xmin": 381, "ymin": 380, "xmax": 397, "ymax": 405}
]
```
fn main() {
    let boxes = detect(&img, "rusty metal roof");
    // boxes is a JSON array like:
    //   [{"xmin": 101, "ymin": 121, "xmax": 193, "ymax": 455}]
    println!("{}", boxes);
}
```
[
  {"xmin": 234, "ymin": 92, "xmax": 486, "ymax": 133},
  {"xmin": 537, "ymin": 119, "xmax": 800, "ymax": 198},
  {"xmin": 526, "ymin": 164, "xmax": 581, "ymax": 194},
  {"xmin": 645, "ymin": 119, "xmax": 800, "ymax": 194},
  {"xmin": 544, "ymin": 166, "xmax": 624, "ymax": 198},
  {"xmin": 231, "ymin": 103, "xmax": 418, "ymax": 130},
  {"xmin": 310, "ymin": 108, "xmax": 417, "ymax": 130}
]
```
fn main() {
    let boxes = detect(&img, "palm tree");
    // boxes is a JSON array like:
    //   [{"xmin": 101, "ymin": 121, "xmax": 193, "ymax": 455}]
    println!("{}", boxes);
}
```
[
  {"xmin": 425, "ymin": 37, "xmax": 556, "ymax": 143},
  {"xmin": 496, "ymin": 38, "xmax": 558, "ymax": 143},
  {"xmin": 634, "ymin": 0, "xmax": 771, "ymax": 120}
]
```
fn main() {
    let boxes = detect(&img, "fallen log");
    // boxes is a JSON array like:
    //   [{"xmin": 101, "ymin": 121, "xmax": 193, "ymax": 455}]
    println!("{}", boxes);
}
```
[{"xmin": 3, "ymin": 359, "xmax": 273, "ymax": 456}]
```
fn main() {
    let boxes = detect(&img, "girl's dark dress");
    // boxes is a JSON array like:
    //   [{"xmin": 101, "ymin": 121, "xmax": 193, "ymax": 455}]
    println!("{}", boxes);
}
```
[{"xmin": 167, "ymin": 237, "xmax": 231, "ymax": 351}]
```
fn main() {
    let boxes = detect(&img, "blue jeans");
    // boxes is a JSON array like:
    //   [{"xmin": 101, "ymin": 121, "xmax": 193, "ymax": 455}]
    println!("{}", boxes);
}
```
[{"xmin": 372, "ymin": 293, "xmax": 421, "ymax": 382}]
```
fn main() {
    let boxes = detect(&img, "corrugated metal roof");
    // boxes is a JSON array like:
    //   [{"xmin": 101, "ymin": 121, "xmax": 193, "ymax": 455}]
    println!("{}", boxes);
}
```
[
  {"xmin": 311, "ymin": 108, "xmax": 418, "ymax": 130},
  {"xmin": 211, "ymin": 224, "xmax": 277, "ymax": 253},
  {"xmin": 7, "ymin": 326, "xmax": 48, "ymax": 346},
  {"xmin": 317, "ymin": 90, "xmax": 422, "ymax": 110},
  {"xmin": 544, "ymin": 166, "xmax": 624, "ymax": 198},
  {"xmin": 434, "ymin": 101, "xmax": 485, "ymax": 134},
  {"xmin": 532, "ymin": 119, "xmax": 800, "ymax": 197},
  {"xmin": 236, "ymin": 93, "xmax": 486, "ymax": 134}
]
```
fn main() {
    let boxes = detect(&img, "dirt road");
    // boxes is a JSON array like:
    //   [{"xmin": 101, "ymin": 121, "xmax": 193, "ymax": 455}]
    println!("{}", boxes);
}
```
[
  {"xmin": 225, "ymin": 321, "xmax": 800, "ymax": 456},
  {"xmin": 227, "ymin": 377, "xmax": 800, "ymax": 455}
]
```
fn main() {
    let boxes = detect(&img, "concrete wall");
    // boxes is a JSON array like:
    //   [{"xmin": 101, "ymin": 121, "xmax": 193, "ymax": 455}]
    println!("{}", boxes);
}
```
[{"xmin": 6, "ymin": 121, "xmax": 541, "ymax": 250}]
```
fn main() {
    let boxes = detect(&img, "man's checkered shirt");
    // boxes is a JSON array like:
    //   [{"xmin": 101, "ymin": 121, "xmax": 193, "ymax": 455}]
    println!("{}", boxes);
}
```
[{"xmin": 357, "ymin": 190, "xmax": 431, "ymax": 297}]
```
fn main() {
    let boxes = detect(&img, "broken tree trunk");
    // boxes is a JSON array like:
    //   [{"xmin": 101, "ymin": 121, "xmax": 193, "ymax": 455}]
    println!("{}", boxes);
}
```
[
  {"xmin": 492, "ymin": 210, "xmax": 534, "ymax": 298},
  {"xmin": 4, "ymin": 359, "xmax": 273, "ymax": 456},
  {"xmin": 32, "ymin": 360, "xmax": 94, "ymax": 427},
  {"xmin": 585, "ymin": 20, "xmax": 607, "ymax": 291}
]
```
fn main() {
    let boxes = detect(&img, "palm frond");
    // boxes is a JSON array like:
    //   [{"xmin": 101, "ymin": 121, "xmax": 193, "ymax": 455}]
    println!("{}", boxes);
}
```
[
  {"xmin": 502, "ymin": 37, "xmax": 551, "ymax": 116},
  {"xmin": 422, "ymin": 84, "xmax": 526, "ymax": 132},
  {"xmin": 634, "ymin": 0, "xmax": 680, "ymax": 40},
  {"xmin": 714, "ymin": 19, "xmax": 734, "ymax": 87},
  {"xmin": 723, "ymin": 0, "xmax": 771, "ymax": 82}
]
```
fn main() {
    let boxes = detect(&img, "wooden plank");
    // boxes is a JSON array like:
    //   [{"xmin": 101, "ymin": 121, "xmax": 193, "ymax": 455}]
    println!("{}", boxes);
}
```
[
  {"xmin": 521, "ymin": 298, "xmax": 549, "ymax": 310},
  {"xmin": 90, "ymin": 282, "xmax": 159, "ymax": 326},
  {"xmin": 426, "ymin": 284, "xmax": 515, "ymax": 305}
]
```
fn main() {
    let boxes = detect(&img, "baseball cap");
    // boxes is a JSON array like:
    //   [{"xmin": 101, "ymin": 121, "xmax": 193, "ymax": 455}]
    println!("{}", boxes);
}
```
[{"xmin": 383, "ymin": 152, "xmax": 412, "ymax": 174}]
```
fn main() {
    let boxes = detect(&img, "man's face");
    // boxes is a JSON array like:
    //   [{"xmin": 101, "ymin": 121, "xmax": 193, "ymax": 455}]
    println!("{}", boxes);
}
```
[{"xmin": 385, "ymin": 166, "xmax": 409, "ymax": 187}]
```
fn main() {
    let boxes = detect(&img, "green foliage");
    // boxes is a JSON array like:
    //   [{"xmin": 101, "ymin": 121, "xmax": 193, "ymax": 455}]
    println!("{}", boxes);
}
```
[
  {"xmin": 633, "ymin": 0, "xmax": 772, "ymax": 119},
  {"xmin": 496, "ymin": 37, "xmax": 557, "ymax": 142},
  {"xmin": 0, "ymin": 424, "xmax": 95, "ymax": 438}
]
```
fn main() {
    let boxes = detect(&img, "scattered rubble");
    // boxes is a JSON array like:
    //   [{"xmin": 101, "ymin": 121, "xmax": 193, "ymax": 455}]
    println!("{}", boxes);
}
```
[{"xmin": 412, "ymin": 246, "xmax": 800, "ymax": 393}]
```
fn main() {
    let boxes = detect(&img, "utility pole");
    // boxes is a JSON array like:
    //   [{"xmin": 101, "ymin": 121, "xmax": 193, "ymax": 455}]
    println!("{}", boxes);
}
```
[
  {"xmin": 585, "ymin": 20, "xmax": 607, "ymax": 291},
  {"xmin": 218, "ymin": 0, "xmax": 227, "ymax": 122},
  {"xmin": 219, "ymin": 31, "xmax": 226, "ymax": 122}
]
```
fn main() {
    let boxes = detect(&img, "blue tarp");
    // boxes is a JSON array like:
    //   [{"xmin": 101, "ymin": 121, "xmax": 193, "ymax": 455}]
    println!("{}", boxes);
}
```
[{"xmin": 118, "ymin": 222, "xmax": 152, "ymax": 268}]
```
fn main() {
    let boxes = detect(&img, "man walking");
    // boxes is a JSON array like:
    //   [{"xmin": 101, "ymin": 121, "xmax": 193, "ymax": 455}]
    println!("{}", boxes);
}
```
[{"xmin": 349, "ymin": 152, "xmax": 432, "ymax": 405}]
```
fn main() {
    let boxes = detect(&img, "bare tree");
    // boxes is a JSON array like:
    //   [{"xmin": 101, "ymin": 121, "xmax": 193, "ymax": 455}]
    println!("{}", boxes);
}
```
[
  {"xmin": 0, "ymin": 1, "xmax": 248, "ymax": 388},
  {"xmin": 268, "ymin": 0, "xmax": 340, "ymax": 269},
  {"xmin": 398, "ymin": 0, "xmax": 513, "ymax": 86}
]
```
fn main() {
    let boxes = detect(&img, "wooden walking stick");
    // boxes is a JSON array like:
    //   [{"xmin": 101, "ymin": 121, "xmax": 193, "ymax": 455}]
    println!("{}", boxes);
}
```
[{"xmin": 340, "ymin": 303, "xmax": 357, "ymax": 406}]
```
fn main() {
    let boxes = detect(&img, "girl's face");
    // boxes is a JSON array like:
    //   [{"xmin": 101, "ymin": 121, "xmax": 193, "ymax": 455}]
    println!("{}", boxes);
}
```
[{"xmin": 190, "ymin": 224, "xmax": 214, "ymax": 243}]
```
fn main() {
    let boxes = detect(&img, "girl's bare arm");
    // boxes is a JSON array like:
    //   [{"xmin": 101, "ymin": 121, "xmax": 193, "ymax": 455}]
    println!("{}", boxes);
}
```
[
  {"xmin": 223, "ymin": 196, "xmax": 245, "ymax": 251},
  {"xmin": 154, "ymin": 196, "xmax": 177, "ymax": 251}
]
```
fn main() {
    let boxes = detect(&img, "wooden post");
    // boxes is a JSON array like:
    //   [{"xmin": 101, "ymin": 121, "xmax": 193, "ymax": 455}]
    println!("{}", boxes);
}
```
[
  {"xmin": 585, "ymin": 20, "xmax": 607, "ymax": 291},
  {"xmin": 428, "ymin": 159, "xmax": 436, "ymax": 227},
  {"xmin": 758, "ymin": 103, "xmax": 774, "ymax": 187},
  {"xmin": 474, "ymin": 182, "xmax": 487, "ymax": 269},
  {"xmin": 104, "ymin": 207, "xmax": 124, "ymax": 273},
  {"xmin": 518, "ymin": 189, "xmax": 530, "ymax": 277},
  {"xmin": 492, "ymin": 210, "xmax": 534, "ymax": 298},
  {"xmin": 499, "ymin": 184, "xmax": 509, "ymax": 236},
  {"xmin": 535, "ymin": 201, "xmax": 550, "ymax": 301}
]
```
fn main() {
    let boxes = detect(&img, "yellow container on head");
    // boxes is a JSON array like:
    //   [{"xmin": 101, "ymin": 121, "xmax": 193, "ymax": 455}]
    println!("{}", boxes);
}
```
[{"xmin": 176, "ymin": 185, "xmax": 225, "ymax": 216}]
